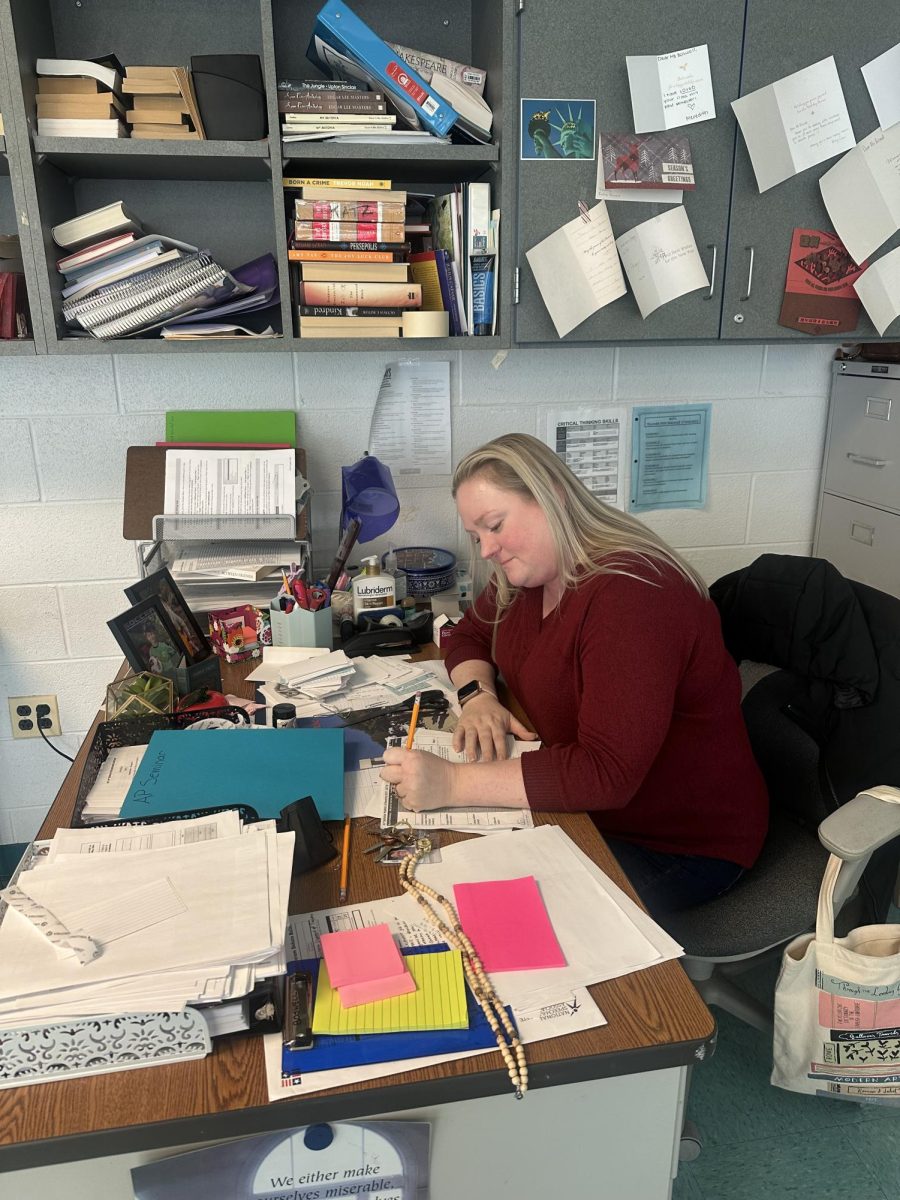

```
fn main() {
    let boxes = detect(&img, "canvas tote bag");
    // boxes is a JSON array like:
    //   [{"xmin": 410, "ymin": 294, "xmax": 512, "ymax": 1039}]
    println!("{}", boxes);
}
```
[{"xmin": 772, "ymin": 787, "xmax": 900, "ymax": 1103}]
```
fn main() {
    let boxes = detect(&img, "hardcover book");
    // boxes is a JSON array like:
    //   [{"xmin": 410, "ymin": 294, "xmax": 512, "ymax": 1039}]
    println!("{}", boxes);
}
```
[
  {"xmin": 282, "ymin": 175, "xmax": 393, "ymax": 190},
  {"xmin": 778, "ymin": 228, "xmax": 865, "ymax": 335},
  {"xmin": 600, "ymin": 132, "xmax": 695, "ymax": 189},
  {"xmin": 298, "ymin": 280, "xmax": 421, "ymax": 307},
  {"xmin": 293, "ymin": 220, "xmax": 406, "ymax": 243},
  {"xmin": 279, "ymin": 93, "xmax": 386, "ymax": 113},
  {"xmin": 294, "ymin": 199, "xmax": 405, "ymax": 222}
]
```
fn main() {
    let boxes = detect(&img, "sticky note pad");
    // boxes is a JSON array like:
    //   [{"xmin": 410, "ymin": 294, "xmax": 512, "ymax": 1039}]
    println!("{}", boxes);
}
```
[
  {"xmin": 312, "ymin": 948, "xmax": 468, "ymax": 1035},
  {"xmin": 320, "ymin": 923, "xmax": 406, "ymax": 987},
  {"xmin": 453, "ymin": 875, "xmax": 567, "ymax": 973}
]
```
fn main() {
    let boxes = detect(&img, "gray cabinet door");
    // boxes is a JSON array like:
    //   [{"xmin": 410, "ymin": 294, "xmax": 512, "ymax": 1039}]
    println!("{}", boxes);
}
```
[
  {"xmin": 722, "ymin": 2, "xmax": 900, "ymax": 341},
  {"xmin": 514, "ymin": 0, "xmax": 743, "ymax": 345}
]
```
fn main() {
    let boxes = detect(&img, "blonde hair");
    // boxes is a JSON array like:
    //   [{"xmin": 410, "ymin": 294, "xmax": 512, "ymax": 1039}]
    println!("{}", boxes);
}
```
[{"xmin": 452, "ymin": 432, "xmax": 708, "ymax": 616}]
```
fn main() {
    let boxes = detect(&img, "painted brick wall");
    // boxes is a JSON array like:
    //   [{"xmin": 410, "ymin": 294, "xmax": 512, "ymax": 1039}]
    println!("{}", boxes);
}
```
[{"xmin": 0, "ymin": 342, "xmax": 834, "ymax": 841}]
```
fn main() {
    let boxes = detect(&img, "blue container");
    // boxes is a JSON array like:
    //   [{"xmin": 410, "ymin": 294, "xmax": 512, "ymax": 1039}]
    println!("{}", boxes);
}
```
[{"xmin": 388, "ymin": 547, "xmax": 457, "ymax": 598}]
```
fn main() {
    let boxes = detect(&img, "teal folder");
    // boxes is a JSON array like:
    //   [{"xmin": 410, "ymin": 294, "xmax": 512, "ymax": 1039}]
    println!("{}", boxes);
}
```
[{"xmin": 119, "ymin": 728, "xmax": 344, "ymax": 822}]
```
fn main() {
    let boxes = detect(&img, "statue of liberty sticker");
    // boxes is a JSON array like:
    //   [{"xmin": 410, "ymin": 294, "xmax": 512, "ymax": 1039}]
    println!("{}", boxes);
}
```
[{"xmin": 521, "ymin": 98, "xmax": 596, "ymax": 160}]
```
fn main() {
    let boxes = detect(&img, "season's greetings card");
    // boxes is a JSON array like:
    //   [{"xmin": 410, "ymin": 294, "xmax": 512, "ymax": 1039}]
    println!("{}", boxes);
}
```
[{"xmin": 778, "ymin": 228, "xmax": 866, "ymax": 335}]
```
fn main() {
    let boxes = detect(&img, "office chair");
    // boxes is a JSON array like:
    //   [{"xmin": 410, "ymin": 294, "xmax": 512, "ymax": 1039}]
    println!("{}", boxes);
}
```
[{"xmin": 665, "ymin": 554, "xmax": 900, "ymax": 1043}]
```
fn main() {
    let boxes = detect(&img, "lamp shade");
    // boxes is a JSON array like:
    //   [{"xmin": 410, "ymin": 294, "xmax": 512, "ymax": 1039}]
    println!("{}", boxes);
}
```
[{"xmin": 340, "ymin": 454, "xmax": 399, "ymax": 543}]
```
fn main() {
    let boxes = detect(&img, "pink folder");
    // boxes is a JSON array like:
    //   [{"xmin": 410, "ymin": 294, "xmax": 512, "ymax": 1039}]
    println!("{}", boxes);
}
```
[
  {"xmin": 453, "ymin": 875, "xmax": 567, "ymax": 973},
  {"xmin": 320, "ymin": 923, "xmax": 416, "ymax": 1008}
]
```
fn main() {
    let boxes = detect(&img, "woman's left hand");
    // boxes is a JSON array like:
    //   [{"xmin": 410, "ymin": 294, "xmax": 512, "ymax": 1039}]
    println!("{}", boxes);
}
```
[{"xmin": 380, "ymin": 747, "xmax": 459, "ymax": 812}]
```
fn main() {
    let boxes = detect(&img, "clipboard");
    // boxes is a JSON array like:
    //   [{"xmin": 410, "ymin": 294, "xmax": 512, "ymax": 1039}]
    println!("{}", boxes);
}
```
[{"xmin": 123, "ymin": 445, "xmax": 309, "ymax": 541}]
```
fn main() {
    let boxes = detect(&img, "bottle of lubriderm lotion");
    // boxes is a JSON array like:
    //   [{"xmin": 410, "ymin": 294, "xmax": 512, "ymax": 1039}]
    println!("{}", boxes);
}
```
[{"xmin": 351, "ymin": 555, "xmax": 396, "ymax": 619}]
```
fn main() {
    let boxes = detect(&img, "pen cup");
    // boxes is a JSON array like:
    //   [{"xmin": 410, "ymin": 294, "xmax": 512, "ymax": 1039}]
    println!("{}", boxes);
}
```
[{"xmin": 269, "ymin": 603, "xmax": 332, "ymax": 649}]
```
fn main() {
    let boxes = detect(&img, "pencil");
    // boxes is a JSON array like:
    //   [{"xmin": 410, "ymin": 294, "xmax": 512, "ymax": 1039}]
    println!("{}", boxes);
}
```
[
  {"xmin": 405, "ymin": 691, "xmax": 422, "ymax": 752},
  {"xmin": 338, "ymin": 814, "xmax": 351, "ymax": 904}
]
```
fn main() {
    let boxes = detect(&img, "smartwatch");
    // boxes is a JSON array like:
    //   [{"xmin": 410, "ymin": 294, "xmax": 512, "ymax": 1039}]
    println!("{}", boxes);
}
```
[{"xmin": 457, "ymin": 680, "xmax": 496, "ymax": 707}]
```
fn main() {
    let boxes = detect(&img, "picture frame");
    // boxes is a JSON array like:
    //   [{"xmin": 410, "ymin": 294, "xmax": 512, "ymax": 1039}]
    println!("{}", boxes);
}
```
[
  {"xmin": 125, "ymin": 567, "xmax": 212, "ymax": 666},
  {"xmin": 108, "ymin": 597, "xmax": 188, "ymax": 679}
]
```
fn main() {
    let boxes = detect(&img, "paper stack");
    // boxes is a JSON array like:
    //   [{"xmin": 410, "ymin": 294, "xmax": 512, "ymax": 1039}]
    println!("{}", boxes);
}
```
[
  {"xmin": 122, "ymin": 65, "xmax": 205, "ymax": 139},
  {"xmin": 0, "ymin": 813, "xmax": 292, "ymax": 1032}
]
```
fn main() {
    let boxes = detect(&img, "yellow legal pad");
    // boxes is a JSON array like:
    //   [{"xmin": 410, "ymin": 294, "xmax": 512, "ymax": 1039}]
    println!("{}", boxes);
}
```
[{"xmin": 312, "ymin": 949, "xmax": 468, "ymax": 1035}]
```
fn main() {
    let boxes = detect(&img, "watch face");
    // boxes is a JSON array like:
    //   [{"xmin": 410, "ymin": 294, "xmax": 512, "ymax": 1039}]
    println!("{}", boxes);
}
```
[{"xmin": 457, "ymin": 681, "xmax": 480, "ymax": 703}]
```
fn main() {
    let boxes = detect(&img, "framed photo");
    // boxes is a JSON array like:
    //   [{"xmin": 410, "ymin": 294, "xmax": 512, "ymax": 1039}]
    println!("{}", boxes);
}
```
[
  {"xmin": 125, "ymin": 567, "xmax": 211, "ymax": 665},
  {"xmin": 108, "ymin": 597, "xmax": 187, "ymax": 679}
]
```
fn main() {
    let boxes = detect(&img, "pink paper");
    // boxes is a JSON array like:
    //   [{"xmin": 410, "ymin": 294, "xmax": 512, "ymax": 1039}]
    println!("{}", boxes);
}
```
[
  {"xmin": 453, "ymin": 875, "xmax": 567, "ymax": 973},
  {"xmin": 320, "ymin": 923, "xmax": 406, "ymax": 987},
  {"xmin": 338, "ymin": 970, "xmax": 418, "ymax": 1009}
]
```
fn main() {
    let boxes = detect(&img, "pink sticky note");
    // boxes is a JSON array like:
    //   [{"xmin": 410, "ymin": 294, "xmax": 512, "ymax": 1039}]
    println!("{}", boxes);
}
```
[
  {"xmin": 453, "ymin": 876, "xmax": 567, "ymax": 973},
  {"xmin": 320, "ymin": 923, "xmax": 407, "ymax": 987},
  {"xmin": 338, "ymin": 970, "xmax": 418, "ymax": 1009}
]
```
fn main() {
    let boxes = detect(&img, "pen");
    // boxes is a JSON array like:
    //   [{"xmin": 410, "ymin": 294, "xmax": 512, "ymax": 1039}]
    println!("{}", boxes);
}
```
[
  {"xmin": 405, "ymin": 690, "xmax": 422, "ymax": 752},
  {"xmin": 338, "ymin": 814, "xmax": 351, "ymax": 904}
]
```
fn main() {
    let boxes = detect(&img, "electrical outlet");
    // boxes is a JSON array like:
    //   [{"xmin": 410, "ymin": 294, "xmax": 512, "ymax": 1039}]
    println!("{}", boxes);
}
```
[{"xmin": 8, "ymin": 695, "xmax": 61, "ymax": 739}]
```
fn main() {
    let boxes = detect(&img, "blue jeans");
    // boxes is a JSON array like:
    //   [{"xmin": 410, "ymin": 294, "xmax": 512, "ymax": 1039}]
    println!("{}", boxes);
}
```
[{"xmin": 605, "ymin": 837, "xmax": 745, "ymax": 920}]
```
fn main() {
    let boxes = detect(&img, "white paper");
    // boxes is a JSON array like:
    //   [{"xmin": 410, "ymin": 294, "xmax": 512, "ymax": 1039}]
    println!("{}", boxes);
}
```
[
  {"xmin": 853, "ymin": 247, "xmax": 900, "ymax": 335},
  {"xmin": 627, "ymin": 44, "xmax": 715, "ymax": 133},
  {"xmin": 526, "ymin": 201, "xmax": 627, "ymax": 338},
  {"xmin": 66, "ymin": 877, "xmax": 186, "ymax": 946},
  {"xmin": 368, "ymin": 361, "xmax": 452, "ymax": 476},
  {"xmin": 80, "ymin": 744, "xmax": 146, "ymax": 818},
  {"xmin": 170, "ymin": 540, "xmax": 304, "ymax": 578},
  {"xmin": 47, "ymin": 812, "xmax": 242, "ymax": 860},
  {"xmin": 862, "ymin": 42, "xmax": 900, "ymax": 132},
  {"xmin": 615, "ymin": 205, "xmax": 708, "ymax": 318},
  {"xmin": 243, "ymin": 646, "xmax": 330, "ymax": 683},
  {"xmin": 546, "ymin": 409, "xmax": 627, "ymax": 508},
  {"xmin": 163, "ymin": 449, "xmax": 296, "ymax": 518},
  {"xmin": 820, "ymin": 123, "xmax": 900, "ymax": 265},
  {"xmin": 732, "ymin": 56, "xmax": 856, "ymax": 192}
]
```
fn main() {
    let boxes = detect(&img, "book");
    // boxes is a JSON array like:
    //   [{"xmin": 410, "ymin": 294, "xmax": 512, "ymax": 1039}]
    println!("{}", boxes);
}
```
[
  {"xmin": 129, "ymin": 94, "xmax": 190, "ymax": 115},
  {"xmin": 37, "ymin": 118, "xmax": 127, "ymax": 138},
  {"xmin": 52, "ymin": 201, "xmax": 143, "ymax": 250},
  {"xmin": 294, "ymin": 199, "xmax": 405, "ymax": 222},
  {"xmin": 164, "ymin": 410, "xmax": 297, "ymax": 447},
  {"xmin": 56, "ymin": 232, "xmax": 137, "ymax": 273},
  {"xmin": 118, "ymin": 728, "xmax": 344, "ymax": 822},
  {"xmin": 600, "ymin": 132, "xmax": 696, "ymax": 190},
  {"xmin": 299, "ymin": 261, "xmax": 409, "ymax": 282},
  {"xmin": 283, "ymin": 111, "xmax": 394, "ymax": 125},
  {"xmin": 278, "ymin": 93, "xmax": 386, "ymax": 114},
  {"xmin": 298, "ymin": 185, "xmax": 405, "ymax": 203},
  {"xmin": 37, "ymin": 94, "xmax": 126, "ymax": 118},
  {"xmin": 299, "ymin": 314, "xmax": 403, "ymax": 327},
  {"xmin": 433, "ymin": 248, "xmax": 463, "ymax": 334},
  {"xmin": 778, "ymin": 228, "xmax": 865, "ymax": 335},
  {"xmin": 294, "ymin": 221, "xmax": 406, "ymax": 243},
  {"xmin": 298, "ymin": 305, "xmax": 404, "ymax": 318},
  {"xmin": 37, "ymin": 76, "xmax": 105, "ymax": 95},
  {"xmin": 62, "ymin": 248, "xmax": 183, "ymax": 301},
  {"xmin": 306, "ymin": 0, "xmax": 459, "ymax": 138},
  {"xmin": 290, "ymin": 239, "xmax": 410, "ymax": 252},
  {"xmin": 131, "ymin": 125, "xmax": 201, "ymax": 140},
  {"xmin": 299, "ymin": 280, "xmax": 421, "ymax": 307},
  {"xmin": 299, "ymin": 324, "xmax": 400, "ymax": 338},
  {"xmin": 408, "ymin": 252, "xmax": 445, "ymax": 312},
  {"xmin": 277, "ymin": 77, "xmax": 361, "ymax": 92},
  {"xmin": 36, "ymin": 55, "xmax": 122, "ymax": 92},
  {"xmin": 126, "ymin": 108, "xmax": 189, "ymax": 124},
  {"xmin": 387, "ymin": 42, "xmax": 487, "ymax": 94},
  {"xmin": 282, "ymin": 175, "xmax": 392, "ymax": 189},
  {"xmin": 289, "ymin": 247, "xmax": 408, "ymax": 263},
  {"xmin": 425, "ymin": 72, "xmax": 492, "ymax": 143}
]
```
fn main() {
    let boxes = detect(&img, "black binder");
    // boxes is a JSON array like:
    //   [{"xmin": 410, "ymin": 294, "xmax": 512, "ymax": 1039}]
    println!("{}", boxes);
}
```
[{"xmin": 189, "ymin": 54, "xmax": 266, "ymax": 140}]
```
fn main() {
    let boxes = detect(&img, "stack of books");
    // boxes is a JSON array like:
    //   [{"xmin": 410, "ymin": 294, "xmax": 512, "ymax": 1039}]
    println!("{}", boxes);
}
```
[
  {"xmin": 287, "ymin": 178, "xmax": 421, "ymax": 339},
  {"xmin": 278, "ymin": 78, "xmax": 395, "ymax": 142},
  {"xmin": 35, "ymin": 56, "xmax": 127, "ymax": 138},
  {"xmin": 121, "ymin": 65, "xmax": 205, "ymax": 139},
  {"xmin": 0, "ymin": 234, "xmax": 28, "ymax": 339},
  {"xmin": 50, "ymin": 201, "xmax": 260, "ymax": 340}
]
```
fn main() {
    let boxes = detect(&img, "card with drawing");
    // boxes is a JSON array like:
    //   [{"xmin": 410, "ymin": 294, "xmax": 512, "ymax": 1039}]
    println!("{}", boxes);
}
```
[
  {"xmin": 615, "ymin": 205, "xmax": 708, "ymax": 319},
  {"xmin": 600, "ymin": 132, "xmax": 695, "ymax": 190}
]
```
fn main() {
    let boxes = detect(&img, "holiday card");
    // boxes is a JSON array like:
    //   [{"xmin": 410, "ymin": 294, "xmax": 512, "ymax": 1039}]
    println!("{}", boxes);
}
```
[
  {"xmin": 601, "ymin": 132, "xmax": 695, "ymax": 190},
  {"xmin": 778, "ymin": 228, "xmax": 865, "ymax": 335}
]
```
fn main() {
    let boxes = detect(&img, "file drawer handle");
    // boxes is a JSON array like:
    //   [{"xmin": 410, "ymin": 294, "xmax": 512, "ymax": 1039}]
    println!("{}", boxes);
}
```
[
  {"xmin": 704, "ymin": 244, "xmax": 717, "ymax": 300},
  {"xmin": 739, "ymin": 246, "xmax": 754, "ymax": 301},
  {"xmin": 850, "ymin": 522, "xmax": 875, "ymax": 546},
  {"xmin": 846, "ymin": 452, "xmax": 889, "ymax": 468}
]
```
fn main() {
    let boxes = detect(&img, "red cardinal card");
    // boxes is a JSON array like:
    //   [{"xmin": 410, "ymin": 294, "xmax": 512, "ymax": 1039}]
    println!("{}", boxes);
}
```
[{"xmin": 778, "ymin": 228, "xmax": 866, "ymax": 335}]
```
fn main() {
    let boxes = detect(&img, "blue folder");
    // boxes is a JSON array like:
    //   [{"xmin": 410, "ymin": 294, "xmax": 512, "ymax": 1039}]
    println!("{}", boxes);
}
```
[
  {"xmin": 282, "ymin": 944, "xmax": 517, "ymax": 1075},
  {"xmin": 119, "ymin": 728, "xmax": 344, "ymax": 821}
]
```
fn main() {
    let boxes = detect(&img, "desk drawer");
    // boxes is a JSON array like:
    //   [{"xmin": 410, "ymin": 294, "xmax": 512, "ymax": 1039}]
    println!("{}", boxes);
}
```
[
  {"xmin": 815, "ymin": 493, "xmax": 900, "ymax": 599},
  {"xmin": 825, "ymin": 377, "xmax": 900, "ymax": 513}
]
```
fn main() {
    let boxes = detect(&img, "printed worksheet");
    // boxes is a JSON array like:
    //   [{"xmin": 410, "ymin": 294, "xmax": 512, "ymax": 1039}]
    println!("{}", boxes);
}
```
[
  {"xmin": 732, "ymin": 56, "xmax": 856, "ymax": 192},
  {"xmin": 615, "ymin": 205, "xmax": 708, "ymax": 318},
  {"xmin": 525, "ymin": 201, "xmax": 626, "ymax": 338},
  {"xmin": 546, "ymin": 409, "xmax": 627, "ymax": 508},
  {"xmin": 820, "ymin": 123, "xmax": 900, "ymax": 265},
  {"xmin": 862, "ymin": 41, "xmax": 900, "ymax": 132},
  {"xmin": 853, "ymin": 248, "xmax": 900, "ymax": 336},
  {"xmin": 369, "ymin": 360, "xmax": 452, "ymax": 476},
  {"xmin": 626, "ymin": 44, "xmax": 715, "ymax": 133}
]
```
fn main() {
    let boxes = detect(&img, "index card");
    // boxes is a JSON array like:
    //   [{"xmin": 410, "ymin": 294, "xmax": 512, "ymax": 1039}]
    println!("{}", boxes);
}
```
[
  {"xmin": 627, "ymin": 44, "xmax": 715, "ymax": 133},
  {"xmin": 862, "ymin": 42, "xmax": 900, "ymax": 132},
  {"xmin": 615, "ymin": 205, "xmax": 708, "ymax": 319},
  {"xmin": 732, "ymin": 56, "xmax": 856, "ymax": 192},
  {"xmin": 525, "ymin": 201, "xmax": 626, "ymax": 338},
  {"xmin": 853, "ymin": 248, "xmax": 900, "ymax": 336},
  {"xmin": 820, "ymin": 123, "xmax": 900, "ymax": 264}
]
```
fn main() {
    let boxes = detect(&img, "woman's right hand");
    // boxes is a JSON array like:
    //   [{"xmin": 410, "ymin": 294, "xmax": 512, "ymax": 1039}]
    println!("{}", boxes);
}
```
[{"xmin": 452, "ymin": 693, "xmax": 537, "ymax": 762}]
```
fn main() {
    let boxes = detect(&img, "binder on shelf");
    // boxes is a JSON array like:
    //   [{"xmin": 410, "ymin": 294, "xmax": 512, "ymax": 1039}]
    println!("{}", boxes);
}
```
[
  {"xmin": 190, "ymin": 54, "xmax": 267, "ymax": 140},
  {"xmin": 123, "ymin": 446, "xmax": 310, "ymax": 541}
]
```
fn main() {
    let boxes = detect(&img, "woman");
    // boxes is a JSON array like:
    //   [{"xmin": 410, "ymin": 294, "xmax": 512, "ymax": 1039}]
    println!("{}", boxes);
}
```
[{"xmin": 380, "ymin": 433, "xmax": 769, "ymax": 917}]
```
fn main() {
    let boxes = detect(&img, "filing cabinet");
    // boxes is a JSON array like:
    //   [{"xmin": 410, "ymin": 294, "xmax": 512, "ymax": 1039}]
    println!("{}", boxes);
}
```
[{"xmin": 814, "ymin": 358, "xmax": 900, "ymax": 599}]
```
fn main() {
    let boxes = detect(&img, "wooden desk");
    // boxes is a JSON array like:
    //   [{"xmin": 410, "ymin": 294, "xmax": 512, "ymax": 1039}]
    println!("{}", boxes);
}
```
[{"xmin": 0, "ymin": 655, "xmax": 715, "ymax": 1198}]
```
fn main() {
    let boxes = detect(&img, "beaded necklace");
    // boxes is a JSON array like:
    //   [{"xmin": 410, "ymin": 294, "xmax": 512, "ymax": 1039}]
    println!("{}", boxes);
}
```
[{"xmin": 398, "ymin": 838, "xmax": 528, "ymax": 1098}]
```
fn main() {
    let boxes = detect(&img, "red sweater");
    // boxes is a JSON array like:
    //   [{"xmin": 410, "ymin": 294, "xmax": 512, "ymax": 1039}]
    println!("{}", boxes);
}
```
[{"xmin": 444, "ymin": 562, "xmax": 769, "ymax": 869}]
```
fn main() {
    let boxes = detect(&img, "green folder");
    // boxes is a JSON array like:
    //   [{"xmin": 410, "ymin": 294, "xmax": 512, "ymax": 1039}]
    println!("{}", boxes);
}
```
[{"xmin": 164, "ymin": 410, "xmax": 297, "ymax": 446}]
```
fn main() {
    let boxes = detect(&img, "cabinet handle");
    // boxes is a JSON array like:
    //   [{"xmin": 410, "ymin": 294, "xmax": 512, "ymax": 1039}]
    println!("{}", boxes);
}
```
[
  {"xmin": 704, "ymin": 244, "xmax": 717, "ymax": 300},
  {"xmin": 739, "ymin": 246, "xmax": 755, "ymax": 301},
  {"xmin": 846, "ymin": 452, "xmax": 890, "ymax": 468}
]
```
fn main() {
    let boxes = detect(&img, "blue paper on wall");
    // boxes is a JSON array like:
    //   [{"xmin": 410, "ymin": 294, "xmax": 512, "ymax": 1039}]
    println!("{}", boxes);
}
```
[{"xmin": 119, "ymin": 728, "xmax": 344, "ymax": 821}]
